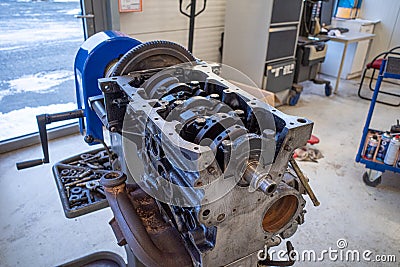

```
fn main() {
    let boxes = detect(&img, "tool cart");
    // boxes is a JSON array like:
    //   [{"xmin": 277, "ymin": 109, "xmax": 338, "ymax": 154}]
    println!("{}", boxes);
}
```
[
  {"xmin": 292, "ymin": 35, "xmax": 333, "ymax": 106},
  {"xmin": 355, "ymin": 57, "xmax": 400, "ymax": 186}
]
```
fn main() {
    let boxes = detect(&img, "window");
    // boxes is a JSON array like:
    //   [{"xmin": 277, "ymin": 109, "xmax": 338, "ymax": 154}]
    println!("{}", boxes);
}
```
[{"xmin": 0, "ymin": 0, "xmax": 84, "ymax": 142}]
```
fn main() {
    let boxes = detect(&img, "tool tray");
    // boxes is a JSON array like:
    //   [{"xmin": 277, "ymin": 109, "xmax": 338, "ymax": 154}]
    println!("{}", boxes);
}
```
[{"xmin": 52, "ymin": 148, "xmax": 112, "ymax": 218}]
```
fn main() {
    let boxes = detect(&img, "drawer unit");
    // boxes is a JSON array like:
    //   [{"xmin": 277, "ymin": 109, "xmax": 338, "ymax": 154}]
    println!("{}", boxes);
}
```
[
  {"xmin": 264, "ymin": 59, "xmax": 296, "ymax": 93},
  {"xmin": 266, "ymin": 26, "xmax": 298, "ymax": 62},
  {"xmin": 271, "ymin": 0, "xmax": 303, "ymax": 24},
  {"xmin": 223, "ymin": 0, "xmax": 303, "ymax": 94}
]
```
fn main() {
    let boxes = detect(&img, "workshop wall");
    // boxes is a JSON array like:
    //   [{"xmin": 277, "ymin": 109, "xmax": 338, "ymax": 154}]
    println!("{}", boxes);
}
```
[
  {"xmin": 119, "ymin": 0, "xmax": 226, "ymax": 62},
  {"xmin": 359, "ymin": 0, "xmax": 400, "ymax": 61}
]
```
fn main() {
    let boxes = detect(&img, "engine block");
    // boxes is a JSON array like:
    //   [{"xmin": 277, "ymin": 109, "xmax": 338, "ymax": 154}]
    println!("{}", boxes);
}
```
[{"xmin": 96, "ymin": 54, "xmax": 314, "ymax": 266}]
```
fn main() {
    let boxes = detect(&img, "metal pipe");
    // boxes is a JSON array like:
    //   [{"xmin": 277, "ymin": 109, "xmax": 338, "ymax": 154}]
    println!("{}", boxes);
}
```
[
  {"xmin": 188, "ymin": 0, "xmax": 196, "ymax": 53},
  {"xmin": 101, "ymin": 173, "xmax": 193, "ymax": 267},
  {"xmin": 243, "ymin": 161, "xmax": 277, "ymax": 194},
  {"xmin": 91, "ymin": 100, "xmax": 108, "ymax": 126},
  {"xmin": 289, "ymin": 158, "xmax": 320, "ymax": 206}
]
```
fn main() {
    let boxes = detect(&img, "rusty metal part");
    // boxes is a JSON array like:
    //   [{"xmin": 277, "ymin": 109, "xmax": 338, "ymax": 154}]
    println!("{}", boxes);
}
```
[
  {"xmin": 76, "ymin": 179, "xmax": 100, "ymax": 187},
  {"xmin": 69, "ymin": 195, "xmax": 88, "ymax": 204},
  {"xmin": 64, "ymin": 175, "xmax": 98, "ymax": 187},
  {"xmin": 60, "ymin": 169, "xmax": 70, "ymax": 175},
  {"xmin": 289, "ymin": 158, "xmax": 320, "ymax": 207},
  {"xmin": 78, "ymin": 169, "xmax": 92, "ymax": 178},
  {"xmin": 101, "ymin": 172, "xmax": 193, "ymax": 267},
  {"xmin": 66, "ymin": 186, "xmax": 70, "ymax": 198},
  {"xmin": 70, "ymin": 187, "xmax": 82, "ymax": 195},
  {"xmin": 85, "ymin": 180, "xmax": 105, "ymax": 197},
  {"xmin": 109, "ymin": 217, "xmax": 127, "ymax": 246},
  {"xmin": 262, "ymin": 195, "xmax": 299, "ymax": 233}
]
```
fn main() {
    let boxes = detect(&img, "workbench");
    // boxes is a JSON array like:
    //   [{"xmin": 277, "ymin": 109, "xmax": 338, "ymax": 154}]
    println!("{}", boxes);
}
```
[{"xmin": 325, "ymin": 32, "xmax": 375, "ymax": 94}]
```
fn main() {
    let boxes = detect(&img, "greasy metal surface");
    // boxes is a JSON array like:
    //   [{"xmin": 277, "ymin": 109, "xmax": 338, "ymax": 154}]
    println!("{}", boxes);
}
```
[
  {"xmin": 102, "ymin": 180, "xmax": 193, "ymax": 267},
  {"xmin": 128, "ymin": 185, "xmax": 169, "ymax": 234}
]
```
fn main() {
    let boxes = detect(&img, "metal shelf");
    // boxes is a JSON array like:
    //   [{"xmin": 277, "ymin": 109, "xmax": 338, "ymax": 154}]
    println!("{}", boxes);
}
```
[{"xmin": 355, "ymin": 58, "xmax": 400, "ymax": 179}]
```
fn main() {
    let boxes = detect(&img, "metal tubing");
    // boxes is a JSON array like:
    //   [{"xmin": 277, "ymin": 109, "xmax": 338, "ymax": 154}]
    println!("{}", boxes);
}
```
[
  {"xmin": 289, "ymin": 158, "xmax": 320, "ymax": 207},
  {"xmin": 243, "ymin": 161, "xmax": 277, "ymax": 194},
  {"xmin": 102, "ymin": 182, "xmax": 193, "ymax": 267},
  {"xmin": 91, "ymin": 100, "xmax": 108, "ymax": 126},
  {"xmin": 188, "ymin": 0, "xmax": 196, "ymax": 53}
]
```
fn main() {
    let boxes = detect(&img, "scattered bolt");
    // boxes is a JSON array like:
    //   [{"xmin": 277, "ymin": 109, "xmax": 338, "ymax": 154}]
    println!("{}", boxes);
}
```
[
  {"xmin": 66, "ymin": 186, "xmax": 70, "ymax": 198},
  {"xmin": 78, "ymin": 169, "xmax": 92, "ymax": 178},
  {"xmin": 64, "ymin": 175, "xmax": 97, "ymax": 187}
]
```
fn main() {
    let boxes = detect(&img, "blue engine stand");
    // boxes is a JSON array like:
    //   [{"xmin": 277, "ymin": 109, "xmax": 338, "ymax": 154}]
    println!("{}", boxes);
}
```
[{"xmin": 74, "ymin": 31, "xmax": 141, "ymax": 143}]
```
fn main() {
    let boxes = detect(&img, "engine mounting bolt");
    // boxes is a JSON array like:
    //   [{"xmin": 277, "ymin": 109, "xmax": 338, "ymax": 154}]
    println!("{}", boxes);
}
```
[
  {"xmin": 190, "ymin": 81, "xmax": 200, "ymax": 87},
  {"xmin": 177, "ymin": 91, "xmax": 185, "ymax": 98},
  {"xmin": 158, "ymin": 105, "xmax": 167, "ymax": 112},
  {"xmin": 234, "ymin": 109, "xmax": 245, "ymax": 116},
  {"xmin": 262, "ymin": 129, "xmax": 275, "ymax": 139},
  {"xmin": 209, "ymin": 93, "xmax": 219, "ymax": 99},
  {"xmin": 194, "ymin": 117, "xmax": 206, "ymax": 126},
  {"xmin": 103, "ymin": 85, "xmax": 111, "ymax": 92},
  {"xmin": 222, "ymin": 140, "xmax": 231, "ymax": 148},
  {"xmin": 174, "ymin": 100, "xmax": 184, "ymax": 106}
]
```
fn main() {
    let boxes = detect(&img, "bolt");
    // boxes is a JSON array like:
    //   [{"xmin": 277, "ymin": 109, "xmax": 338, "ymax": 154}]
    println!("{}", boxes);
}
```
[
  {"xmin": 84, "ymin": 135, "xmax": 94, "ymax": 144},
  {"xmin": 110, "ymin": 126, "xmax": 117, "ymax": 132},
  {"xmin": 64, "ymin": 175, "xmax": 98, "ymax": 187},
  {"xmin": 262, "ymin": 129, "xmax": 275, "ymax": 139},
  {"xmin": 158, "ymin": 105, "xmax": 167, "ymax": 113},
  {"xmin": 78, "ymin": 169, "xmax": 92, "ymax": 178},
  {"xmin": 194, "ymin": 117, "xmax": 206, "ymax": 126},
  {"xmin": 66, "ymin": 186, "xmax": 70, "ymax": 198},
  {"xmin": 177, "ymin": 91, "xmax": 185, "ymax": 99},
  {"xmin": 222, "ymin": 140, "xmax": 231, "ymax": 148},
  {"xmin": 209, "ymin": 94, "xmax": 219, "ymax": 99},
  {"xmin": 174, "ymin": 100, "xmax": 184, "ymax": 106},
  {"xmin": 207, "ymin": 166, "xmax": 217, "ymax": 175},
  {"xmin": 234, "ymin": 109, "xmax": 245, "ymax": 117}
]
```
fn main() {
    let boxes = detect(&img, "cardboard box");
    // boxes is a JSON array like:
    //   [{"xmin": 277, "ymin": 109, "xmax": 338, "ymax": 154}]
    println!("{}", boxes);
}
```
[
  {"xmin": 229, "ymin": 80, "xmax": 275, "ymax": 107},
  {"xmin": 336, "ymin": 7, "xmax": 359, "ymax": 19}
]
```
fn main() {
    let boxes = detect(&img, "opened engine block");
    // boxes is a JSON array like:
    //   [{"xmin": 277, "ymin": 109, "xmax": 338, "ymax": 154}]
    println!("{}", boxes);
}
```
[{"xmin": 85, "ymin": 36, "xmax": 315, "ymax": 267}]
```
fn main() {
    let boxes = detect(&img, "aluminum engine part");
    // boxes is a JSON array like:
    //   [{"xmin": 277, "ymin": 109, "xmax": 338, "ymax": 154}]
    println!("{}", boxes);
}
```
[{"xmin": 95, "ymin": 41, "xmax": 314, "ymax": 267}]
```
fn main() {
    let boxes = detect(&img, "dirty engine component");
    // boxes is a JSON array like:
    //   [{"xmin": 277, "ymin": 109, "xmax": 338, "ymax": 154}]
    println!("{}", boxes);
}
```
[
  {"xmin": 92, "ymin": 34, "xmax": 315, "ymax": 266},
  {"xmin": 17, "ymin": 31, "xmax": 317, "ymax": 267}
]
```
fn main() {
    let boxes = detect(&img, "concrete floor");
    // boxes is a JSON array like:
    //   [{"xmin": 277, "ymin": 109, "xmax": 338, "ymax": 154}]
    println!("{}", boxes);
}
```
[{"xmin": 0, "ymin": 76, "xmax": 399, "ymax": 266}]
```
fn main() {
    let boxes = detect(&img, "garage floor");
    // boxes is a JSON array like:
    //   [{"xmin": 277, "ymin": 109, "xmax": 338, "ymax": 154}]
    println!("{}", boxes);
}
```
[{"xmin": 0, "ymin": 76, "xmax": 399, "ymax": 266}]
